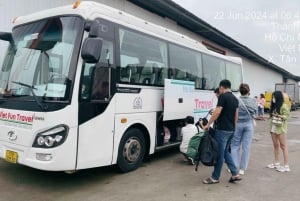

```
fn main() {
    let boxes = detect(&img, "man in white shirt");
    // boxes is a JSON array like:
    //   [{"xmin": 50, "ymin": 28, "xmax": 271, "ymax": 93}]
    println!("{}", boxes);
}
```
[{"xmin": 180, "ymin": 116, "xmax": 198, "ymax": 164}]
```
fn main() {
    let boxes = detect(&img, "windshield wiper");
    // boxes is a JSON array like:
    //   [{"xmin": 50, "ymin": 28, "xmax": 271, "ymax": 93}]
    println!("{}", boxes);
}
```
[
  {"xmin": 11, "ymin": 81, "xmax": 48, "ymax": 111},
  {"xmin": 11, "ymin": 81, "xmax": 37, "ymax": 90}
]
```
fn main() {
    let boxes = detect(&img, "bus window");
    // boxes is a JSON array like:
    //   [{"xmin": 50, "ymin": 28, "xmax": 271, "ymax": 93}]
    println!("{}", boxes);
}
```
[
  {"xmin": 202, "ymin": 54, "xmax": 225, "ymax": 90},
  {"xmin": 119, "ymin": 28, "xmax": 168, "ymax": 86},
  {"xmin": 0, "ymin": 43, "xmax": 15, "ymax": 91},
  {"xmin": 226, "ymin": 61, "xmax": 242, "ymax": 91},
  {"xmin": 91, "ymin": 67, "xmax": 110, "ymax": 101},
  {"xmin": 80, "ymin": 63, "xmax": 94, "ymax": 100},
  {"xmin": 80, "ymin": 40, "xmax": 113, "ymax": 100},
  {"xmin": 99, "ymin": 40, "xmax": 114, "ymax": 65},
  {"xmin": 145, "ymin": 61, "xmax": 166, "ymax": 85},
  {"xmin": 120, "ymin": 56, "xmax": 140, "ymax": 83},
  {"xmin": 48, "ymin": 42, "xmax": 74, "ymax": 84},
  {"xmin": 80, "ymin": 64, "xmax": 110, "ymax": 101},
  {"xmin": 169, "ymin": 44, "xmax": 203, "ymax": 88}
]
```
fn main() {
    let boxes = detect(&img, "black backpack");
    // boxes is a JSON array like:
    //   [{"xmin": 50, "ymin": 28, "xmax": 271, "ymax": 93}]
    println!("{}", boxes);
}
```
[{"xmin": 195, "ymin": 128, "xmax": 219, "ymax": 171}]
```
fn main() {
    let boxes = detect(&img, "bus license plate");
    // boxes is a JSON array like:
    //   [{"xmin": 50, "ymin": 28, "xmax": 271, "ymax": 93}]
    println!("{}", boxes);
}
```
[{"xmin": 5, "ymin": 150, "xmax": 18, "ymax": 164}]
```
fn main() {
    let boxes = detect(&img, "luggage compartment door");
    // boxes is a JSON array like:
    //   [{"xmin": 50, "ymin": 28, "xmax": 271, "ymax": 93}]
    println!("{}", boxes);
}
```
[
  {"xmin": 163, "ymin": 79, "xmax": 195, "ymax": 121},
  {"xmin": 163, "ymin": 79, "xmax": 217, "ymax": 121}
]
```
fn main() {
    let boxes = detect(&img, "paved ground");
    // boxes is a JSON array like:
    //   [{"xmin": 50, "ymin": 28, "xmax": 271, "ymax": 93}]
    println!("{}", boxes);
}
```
[{"xmin": 1, "ymin": 110, "xmax": 300, "ymax": 201}]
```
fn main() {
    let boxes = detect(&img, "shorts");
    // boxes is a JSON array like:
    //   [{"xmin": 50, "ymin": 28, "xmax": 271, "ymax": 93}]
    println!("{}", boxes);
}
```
[{"xmin": 270, "ymin": 124, "xmax": 283, "ymax": 135}]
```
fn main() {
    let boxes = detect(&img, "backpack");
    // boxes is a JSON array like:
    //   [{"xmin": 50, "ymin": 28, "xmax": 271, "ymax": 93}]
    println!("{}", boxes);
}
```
[
  {"xmin": 185, "ymin": 126, "xmax": 204, "ymax": 159},
  {"xmin": 195, "ymin": 128, "xmax": 219, "ymax": 171}
]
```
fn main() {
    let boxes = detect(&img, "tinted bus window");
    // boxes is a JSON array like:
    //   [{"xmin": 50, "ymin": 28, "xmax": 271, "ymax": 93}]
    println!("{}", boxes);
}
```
[
  {"xmin": 202, "ymin": 54, "xmax": 225, "ymax": 90},
  {"xmin": 226, "ymin": 61, "xmax": 242, "ymax": 91},
  {"xmin": 169, "ymin": 44, "xmax": 203, "ymax": 88},
  {"xmin": 119, "ymin": 28, "xmax": 168, "ymax": 86}
]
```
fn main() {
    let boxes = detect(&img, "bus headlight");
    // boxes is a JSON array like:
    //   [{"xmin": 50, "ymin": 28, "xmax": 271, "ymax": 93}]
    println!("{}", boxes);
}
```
[
  {"xmin": 45, "ymin": 136, "xmax": 55, "ymax": 147},
  {"xmin": 37, "ymin": 136, "xmax": 45, "ymax": 146},
  {"xmin": 33, "ymin": 125, "xmax": 69, "ymax": 148}
]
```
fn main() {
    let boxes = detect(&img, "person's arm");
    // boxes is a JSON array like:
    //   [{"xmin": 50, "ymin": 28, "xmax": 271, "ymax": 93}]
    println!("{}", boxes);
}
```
[
  {"xmin": 203, "ymin": 106, "xmax": 222, "ymax": 130},
  {"xmin": 180, "ymin": 126, "xmax": 184, "ymax": 137},
  {"xmin": 276, "ymin": 104, "xmax": 290, "ymax": 120},
  {"xmin": 250, "ymin": 98, "xmax": 258, "ymax": 117},
  {"xmin": 234, "ymin": 108, "xmax": 239, "ymax": 124}
]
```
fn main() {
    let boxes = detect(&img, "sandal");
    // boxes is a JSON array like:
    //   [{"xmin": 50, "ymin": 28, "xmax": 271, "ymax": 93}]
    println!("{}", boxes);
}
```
[
  {"xmin": 229, "ymin": 175, "xmax": 242, "ymax": 183},
  {"xmin": 203, "ymin": 177, "xmax": 219, "ymax": 184},
  {"xmin": 266, "ymin": 162, "xmax": 280, "ymax": 169}
]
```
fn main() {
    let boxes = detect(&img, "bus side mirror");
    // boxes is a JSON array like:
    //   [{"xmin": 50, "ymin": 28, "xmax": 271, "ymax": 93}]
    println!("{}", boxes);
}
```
[
  {"xmin": 81, "ymin": 38, "xmax": 103, "ymax": 63},
  {"xmin": 0, "ymin": 32, "xmax": 13, "ymax": 43},
  {"xmin": 89, "ymin": 21, "xmax": 102, "ymax": 37}
]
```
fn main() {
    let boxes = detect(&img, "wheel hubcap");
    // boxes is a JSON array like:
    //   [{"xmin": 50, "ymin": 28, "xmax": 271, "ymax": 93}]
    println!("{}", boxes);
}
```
[{"xmin": 123, "ymin": 137, "xmax": 141, "ymax": 163}]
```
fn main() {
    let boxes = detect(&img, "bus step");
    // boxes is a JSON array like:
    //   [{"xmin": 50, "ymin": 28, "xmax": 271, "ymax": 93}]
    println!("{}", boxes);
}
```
[{"xmin": 155, "ymin": 141, "xmax": 181, "ymax": 152}]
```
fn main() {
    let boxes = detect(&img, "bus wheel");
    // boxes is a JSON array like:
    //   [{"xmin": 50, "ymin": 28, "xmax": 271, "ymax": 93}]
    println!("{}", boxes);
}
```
[{"xmin": 117, "ymin": 128, "xmax": 146, "ymax": 172}]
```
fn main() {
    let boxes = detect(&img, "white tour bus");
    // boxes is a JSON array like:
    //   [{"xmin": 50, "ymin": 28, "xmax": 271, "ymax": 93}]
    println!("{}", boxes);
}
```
[{"xmin": 0, "ymin": 1, "xmax": 242, "ymax": 172}]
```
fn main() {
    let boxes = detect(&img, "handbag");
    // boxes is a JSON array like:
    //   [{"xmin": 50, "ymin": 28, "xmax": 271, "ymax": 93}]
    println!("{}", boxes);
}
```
[
  {"xmin": 239, "ymin": 97, "xmax": 256, "ymax": 127},
  {"xmin": 272, "ymin": 116, "xmax": 283, "ymax": 126}
]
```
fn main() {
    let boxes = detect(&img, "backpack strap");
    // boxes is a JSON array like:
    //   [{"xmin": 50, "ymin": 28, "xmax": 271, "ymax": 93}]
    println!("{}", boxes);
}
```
[
  {"xmin": 195, "ymin": 125, "xmax": 200, "ymax": 133},
  {"xmin": 194, "ymin": 129, "xmax": 206, "ymax": 171}
]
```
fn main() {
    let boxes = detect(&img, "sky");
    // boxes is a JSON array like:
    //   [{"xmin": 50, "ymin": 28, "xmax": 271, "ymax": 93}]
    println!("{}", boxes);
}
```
[{"xmin": 172, "ymin": 0, "xmax": 300, "ymax": 76}]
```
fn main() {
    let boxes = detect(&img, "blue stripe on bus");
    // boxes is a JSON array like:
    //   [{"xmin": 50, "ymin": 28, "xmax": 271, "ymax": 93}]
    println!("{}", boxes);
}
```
[
  {"xmin": 170, "ymin": 80, "xmax": 194, "ymax": 86},
  {"xmin": 193, "ymin": 109, "xmax": 210, "ymax": 114}
]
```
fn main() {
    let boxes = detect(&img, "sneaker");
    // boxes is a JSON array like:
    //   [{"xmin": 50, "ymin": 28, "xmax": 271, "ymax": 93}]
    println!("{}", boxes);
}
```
[
  {"xmin": 276, "ymin": 165, "xmax": 290, "ymax": 172},
  {"xmin": 266, "ymin": 162, "xmax": 280, "ymax": 169},
  {"xmin": 188, "ymin": 157, "xmax": 195, "ymax": 165},
  {"xmin": 239, "ymin": 169, "xmax": 245, "ymax": 175}
]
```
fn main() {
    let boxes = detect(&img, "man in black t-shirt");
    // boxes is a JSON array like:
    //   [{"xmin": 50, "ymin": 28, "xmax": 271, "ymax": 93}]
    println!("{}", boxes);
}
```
[{"xmin": 202, "ymin": 80, "xmax": 242, "ymax": 184}]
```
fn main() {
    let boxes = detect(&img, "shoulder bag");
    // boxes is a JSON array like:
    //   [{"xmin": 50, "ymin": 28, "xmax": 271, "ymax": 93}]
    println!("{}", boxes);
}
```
[{"xmin": 272, "ymin": 116, "xmax": 283, "ymax": 126}]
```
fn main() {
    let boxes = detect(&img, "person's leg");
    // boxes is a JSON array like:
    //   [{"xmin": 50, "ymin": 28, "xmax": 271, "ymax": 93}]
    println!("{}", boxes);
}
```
[
  {"xmin": 276, "ymin": 133, "xmax": 290, "ymax": 172},
  {"xmin": 258, "ymin": 107, "xmax": 264, "ymax": 119},
  {"xmin": 271, "ymin": 133, "xmax": 280, "ymax": 163},
  {"xmin": 223, "ymin": 131, "xmax": 239, "ymax": 176},
  {"xmin": 240, "ymin": 122, "xmax": 254, "ymax": 171},
  {"xmin": 267, "ymin": 133, "xmax": 281, "ymax": 168},
  {"xmin": 257, "ymin": 107, "xmax": 261, "ymax": 117},
  {"xmin": 181, "ymin": 152, "xmax": 188, "ymax": 161},
  {"xmin": 211, "ymin": 129, "xmax": 226, "ymax": 181},
  {"xmin": 230, "ymin": 123, "xmax": 243, "ymax": 169},
  {"xmin": 278, "ymin": 134, "xmax": 289, "ymax": 166}
]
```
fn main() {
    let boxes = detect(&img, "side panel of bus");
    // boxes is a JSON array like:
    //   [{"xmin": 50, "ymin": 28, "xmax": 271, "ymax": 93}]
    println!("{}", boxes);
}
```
[{"xmin": 111, "ymin": 87, "xmax": 163, "ymax": 165}]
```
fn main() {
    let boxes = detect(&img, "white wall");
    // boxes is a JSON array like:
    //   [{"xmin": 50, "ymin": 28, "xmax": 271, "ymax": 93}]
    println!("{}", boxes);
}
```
[
  {"xmin": 0, "ymin": 0, "xmax": 290, "ymax": 97},
  {"xmin": 287, "ymin": 79, "xmax": 298, "ymax": 84},
  {"xmin": 242, "ymin": 59, "xmax": 283, "ymax": 95}
]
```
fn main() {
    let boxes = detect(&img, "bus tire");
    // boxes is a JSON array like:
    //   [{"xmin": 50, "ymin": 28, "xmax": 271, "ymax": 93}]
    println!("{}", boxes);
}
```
[{"xmin": 117, "ymin": 128, "xmax": 146, "ymax": 172}]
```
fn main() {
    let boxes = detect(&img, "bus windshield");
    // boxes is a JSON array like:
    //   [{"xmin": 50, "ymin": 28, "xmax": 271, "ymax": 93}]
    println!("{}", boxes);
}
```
[{"xmin": 0, "ymin": 16, "xmax": 84, "ymax": 101}]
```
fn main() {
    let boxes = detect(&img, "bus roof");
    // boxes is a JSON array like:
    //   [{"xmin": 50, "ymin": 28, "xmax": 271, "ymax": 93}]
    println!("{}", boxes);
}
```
[{"xmin": 13, "ymin": 1, "xmax": 241, "ymax": 65}]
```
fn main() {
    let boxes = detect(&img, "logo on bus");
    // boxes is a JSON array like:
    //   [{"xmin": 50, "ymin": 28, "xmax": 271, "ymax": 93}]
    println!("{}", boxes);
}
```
[
  {"xmin": 8, "ymin": 131, "xmax": 17, "ymax": 141},
  {"xmin": 133, "ymin": 97, "xmax": 143, "ymax": 109}
]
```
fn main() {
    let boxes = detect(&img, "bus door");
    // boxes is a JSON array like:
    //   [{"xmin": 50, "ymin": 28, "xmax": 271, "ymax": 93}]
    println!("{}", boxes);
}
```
[
  {"xmin": 76, "ymin": 19, "xmax": 116, "ymax": 169},
  {"xmin": 77, "ymin": 63, "xmax": 115, "ymax": 169}
]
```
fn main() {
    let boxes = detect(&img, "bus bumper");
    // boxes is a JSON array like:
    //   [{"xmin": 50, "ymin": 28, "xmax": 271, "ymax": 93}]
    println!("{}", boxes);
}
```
[{"xmin": 0, "ymin": 131, "xmax": 77, "ymax": 171}]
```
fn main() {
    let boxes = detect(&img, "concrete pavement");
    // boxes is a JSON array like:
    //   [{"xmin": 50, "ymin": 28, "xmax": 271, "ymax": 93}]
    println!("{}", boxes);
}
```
[{"xmin": 0, "ymin": 110, "xmax": 300, "ymax": 201}]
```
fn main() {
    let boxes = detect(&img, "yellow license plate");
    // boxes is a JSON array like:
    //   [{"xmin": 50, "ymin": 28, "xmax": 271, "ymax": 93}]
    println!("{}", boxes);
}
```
[{"xmin": 5, "ymin": 150, "xmax": 18, "ymax": 164}]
